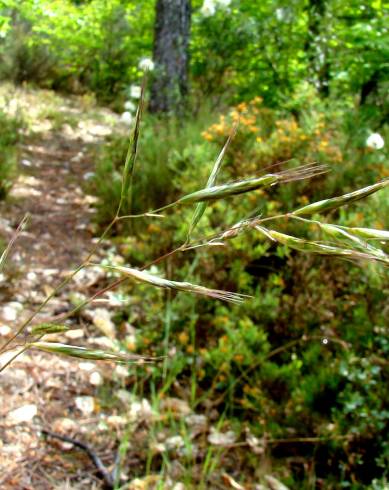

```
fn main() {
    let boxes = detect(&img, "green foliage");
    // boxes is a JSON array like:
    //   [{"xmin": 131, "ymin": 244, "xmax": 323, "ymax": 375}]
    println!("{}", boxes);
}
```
[
  {"xmin": 0, "ymin": 108, "xmax": 23, "ymax": 199},
  {"xmin": 0, "ymin": 0, "xmax": 153, "ymax": 99},
  {"xmin": 1, "ymin": 0, "xmax": 388, "ymax": 486},
  {"xmin": 91, "ymin": 110, "xmax": 215, "ymax": 226},
  {"xmin": 1, "ymin": 0, "xmax": 388, "ymax": 113},
  {"xmin": 89, "ymin": 81, "xmax": 389, "ymax": 486}
]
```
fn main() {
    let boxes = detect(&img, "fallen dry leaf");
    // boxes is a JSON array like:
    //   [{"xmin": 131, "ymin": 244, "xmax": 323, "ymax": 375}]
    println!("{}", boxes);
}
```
[
  {"xmin": 264, "ymin": 475, "xmax": 290, "ymax": 490},
  {"xmin": 222, "ymin": 473, "xmax": 247, "ymax": 490}
]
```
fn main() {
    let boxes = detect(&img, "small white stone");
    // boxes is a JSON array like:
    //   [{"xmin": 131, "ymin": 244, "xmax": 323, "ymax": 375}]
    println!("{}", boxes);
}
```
[
  {"xmin": 0, "ymin": 325, "xmax": 11, "ymax": 336},
  {"xmin": 129, "ymin": 398, "xmax": 153, "ymax": 422},
  {"xmin": 150, "ymin": 441, "xmax": 166, "ymax": 453},
  {"xmin": 83, "ymin": 171, "xmax": 95, "ymax": 181},
  {"xmin": 115, "ymin": 364, "xmax": 129, "ymax": 378},
  {"xmin": 89, "ymin": 371, "xmax": 103, "ymax": 386},
  {"xmin": 65, "ymin": 328, "xmax": 84, "ymax": 340},
  {"xmin": 27, "ymin": 272, "xmax": 37, "ymax": 281},
  {"xmin": 116, "ymin": 389, "xmax": 133, "ymax": 404},
  {"xmin": 79, "ymin": 362, "xmax": 95, "ymax": 372},
  {"xmin": 2, "ymin": 302, "xmax": 22, "ymax": 322},
  {"xmin": 7, "ymin": 404, "xmax": 37, "ymax": 424},
  {"xmin": 165, "ymin": 435, "xmax": 185, "ymax": 450},
  {"xmin": 75, "ymin": 396, "xmax": 95, "ymax": 415},
  {"xmin": 208, "ymin": 427, "xmax": 236, "ymax": 446},
  {"xmin": 90, "ymin": 308, "xmax": 116, "ymax": 339},
  {"xmin": 186, "ymin": 414, "xmax": 207, "ymax": 429},
  {"xmin": 172, "ymin": 484, "xmax": 186, "ymax": 490},
  {"xmin": 89, "ymin": 336, "xmax": 116, "ymax": 349}
]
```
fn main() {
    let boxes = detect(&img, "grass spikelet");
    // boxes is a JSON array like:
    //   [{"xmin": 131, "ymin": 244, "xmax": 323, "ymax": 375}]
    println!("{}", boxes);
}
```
[
  {"xmin": 292, "ymin": 179, "xmax": 389, "ymax": 216},
  {"xmin": 337, "ymin": 226, "xmax": 389, "ymax": 242},
  {"xmin": 292, "ymin": 217, "xmax": 388, "ymax": 259},
  {"xmin": 31, "ymin": 323, "xmax": 70, "ymax": 336},
  {"xmin": 29, "ymin": 342, "xmax": 154, "ymax": 363},
  {"xmin": 256, "ymin": 227, "xmax": 389, "ymax": 264},
  {"xmin": 187, "ymin": 126, "xmax": 236, "ymax": 240},
  {"xmin": 97, "ymin": 265, "xmax": 249, "ymax": 304},
  {"xmin": 118, "ymin": 77, "xmax": 147, "ymax": 216},
  {"xmin": 178, "ymin": 163, "xmax": 327, "ymax": 204}
]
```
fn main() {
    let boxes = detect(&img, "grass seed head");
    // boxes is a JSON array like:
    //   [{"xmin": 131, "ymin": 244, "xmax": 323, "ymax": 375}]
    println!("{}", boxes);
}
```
[
  {"xmin": 293, "ymin": 179, "xmax": 389, "ymax": 216},
  {"xmin": 29, "ymin": 342, "xmax": 155, "ymax": 363},
  {"xmin": 99, "ymin": 265, "xmax": 249, "ymax": 304},
  {"xmin": 293, "ymin": 218, "xmax": 388, "ymax": 259},
  {"xmin": 178, "ymin": 163, "xmax": 327, "ymax": 205},
  {"xmin": 31, "ymin": 323, "xmax": 70, "ymax": 336},
  {"xmin": 340, "ymin": 226, "xmax": 389, "ymax": 242},
  {"xmin": 257, "ymin": 228, "xmax": 389, "ymax": 265}
]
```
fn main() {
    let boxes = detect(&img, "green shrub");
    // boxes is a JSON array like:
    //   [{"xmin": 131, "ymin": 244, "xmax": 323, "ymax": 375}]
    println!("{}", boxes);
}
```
[
  {"xmin": 2, "ymin": 84, "xmax": 388, "ymax": 487},
  {"xmin": 0, "ymin": 109, "xmax": 23, "ymax": 199},
  {"xmin": 87, "ymin": 90, "xmax": 389, "ymax": 486},
  {"xmin": 0, "ymin": 0, "xmax": 153, "ymax": 100},
  {"xmin": 91, "ymin": 110, "xmax": 215, "ymax": 228}
]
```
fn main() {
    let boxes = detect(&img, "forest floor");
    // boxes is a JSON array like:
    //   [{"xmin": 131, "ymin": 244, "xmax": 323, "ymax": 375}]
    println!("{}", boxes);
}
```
[{"xmin": 0, "ymin": 85, "xmax": 129, "ymax": 489}]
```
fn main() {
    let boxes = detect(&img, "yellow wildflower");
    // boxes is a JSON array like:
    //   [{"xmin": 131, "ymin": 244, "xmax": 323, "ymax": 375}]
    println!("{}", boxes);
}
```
[{"xmin": 178, "ymin": 331, "xmax": 189, "ymax": 345}]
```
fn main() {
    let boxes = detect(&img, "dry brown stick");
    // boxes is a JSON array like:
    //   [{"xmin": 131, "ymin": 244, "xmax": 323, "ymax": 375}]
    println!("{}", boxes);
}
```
[{"xmin": 41, "ymin": 429, "xmax": 116, "ymax": 489}]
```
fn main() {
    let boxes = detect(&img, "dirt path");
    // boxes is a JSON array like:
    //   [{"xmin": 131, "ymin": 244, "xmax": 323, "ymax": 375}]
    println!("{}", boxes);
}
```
[{"xmin": 0, "ymin": 87, "xmax": 124, "ymax": 489}]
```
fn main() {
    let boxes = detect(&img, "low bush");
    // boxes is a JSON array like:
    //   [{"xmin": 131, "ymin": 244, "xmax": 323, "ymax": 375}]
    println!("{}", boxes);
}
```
[
  {"xmin": 87, "ymin": 87, "xmax": 389, "ymax": 486},
  {"xmin": 0, "ymin": 108, "xmax": 24, "ymax": 199}
]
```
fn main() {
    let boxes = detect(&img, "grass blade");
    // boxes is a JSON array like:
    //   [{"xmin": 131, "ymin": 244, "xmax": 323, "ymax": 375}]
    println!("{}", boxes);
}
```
[
  {"xmin": 0, "ymin": 214, "xmax": 29, "ymax": 272},
  {"xmin": 118, "ymin": 77, "xmax": 147, "ymax": 216},
  {"xmin": 187, "ymin": 126, "xmax": 236, "ymax": 240}
]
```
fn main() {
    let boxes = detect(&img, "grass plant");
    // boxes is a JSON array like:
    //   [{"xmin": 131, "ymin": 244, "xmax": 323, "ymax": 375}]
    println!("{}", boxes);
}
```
[
  {"xmin": 0, "ymin": 84, "xmax": 388, "ymax": 488},
  {"xmin": 0, "ymin": 85, "xmax": 388, "ymax": 368}
]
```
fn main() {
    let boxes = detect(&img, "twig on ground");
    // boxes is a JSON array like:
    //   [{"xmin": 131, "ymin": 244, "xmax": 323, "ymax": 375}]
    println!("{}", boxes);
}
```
[{"xmin": 41, "ymin": 429, "xmax": 117, "ymax": 489}]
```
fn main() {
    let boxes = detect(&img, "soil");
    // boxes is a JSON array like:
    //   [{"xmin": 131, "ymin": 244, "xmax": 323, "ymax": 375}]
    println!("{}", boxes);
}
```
[{"xmin": 0, "ymin": 86, "xmax": 123, "ymax": 489}]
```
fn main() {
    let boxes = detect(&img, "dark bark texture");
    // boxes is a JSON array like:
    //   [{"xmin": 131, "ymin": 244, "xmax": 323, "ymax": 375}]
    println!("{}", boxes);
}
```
[
  {"xmin": 149, "ymin": 0, "xmax": 191, "ymax": 114},
  {"xmin": 305, "ymin": 0, "xmax": 330, "ymax": 97}
]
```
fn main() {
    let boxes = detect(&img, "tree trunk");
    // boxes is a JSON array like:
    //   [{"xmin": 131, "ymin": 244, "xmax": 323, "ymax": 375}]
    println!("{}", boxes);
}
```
[
  {"xmin": 149, "ymin": 0, "xmax": 191, "ymax": 115},
  {"xmin": 305, "ymin": 0, "xmax": 330, "ymax": 97}
]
